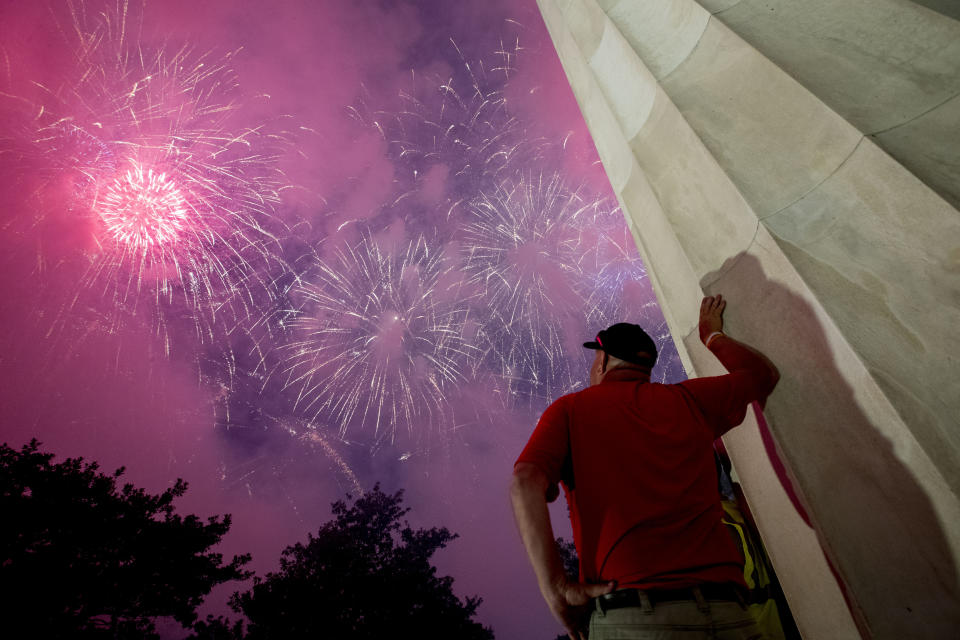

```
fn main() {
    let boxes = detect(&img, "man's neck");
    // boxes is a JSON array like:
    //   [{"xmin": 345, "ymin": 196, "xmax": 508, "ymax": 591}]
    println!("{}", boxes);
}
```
[{"xmin": 600, "ymin": 366, "xmax": 651, "ymax": 384}]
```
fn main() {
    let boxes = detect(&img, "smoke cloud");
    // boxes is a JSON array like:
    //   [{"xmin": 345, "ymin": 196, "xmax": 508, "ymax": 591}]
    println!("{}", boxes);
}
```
[{"xmin": 0, "ymin": 1, "xmax": 683, "ymax": 637}]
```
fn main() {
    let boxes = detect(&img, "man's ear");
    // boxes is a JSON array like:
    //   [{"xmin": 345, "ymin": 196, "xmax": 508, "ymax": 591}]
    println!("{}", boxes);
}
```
[{"xmin": 601, "ymin": 352, "xmax": 610, "ymax": 373}]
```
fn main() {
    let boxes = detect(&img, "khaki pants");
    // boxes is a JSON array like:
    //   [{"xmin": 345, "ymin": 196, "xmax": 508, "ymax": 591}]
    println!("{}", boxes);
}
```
[{"xmin": 588, "ymin": 596, "xmax": 766, "ymax": 640}]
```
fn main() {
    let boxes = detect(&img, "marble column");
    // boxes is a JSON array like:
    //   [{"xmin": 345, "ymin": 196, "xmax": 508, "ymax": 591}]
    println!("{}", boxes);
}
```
[{"xmin": 535, "ymin": 1, "xmax": 960, "ymax": 638}]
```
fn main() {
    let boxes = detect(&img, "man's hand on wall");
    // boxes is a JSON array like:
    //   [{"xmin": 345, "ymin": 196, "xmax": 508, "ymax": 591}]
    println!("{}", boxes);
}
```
[{"xmin": 699, "ymin": 294, "xmax": 726, "ymax": 343}]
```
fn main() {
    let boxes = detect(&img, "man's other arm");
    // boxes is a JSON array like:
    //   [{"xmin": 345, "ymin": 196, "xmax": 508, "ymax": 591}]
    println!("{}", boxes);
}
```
[{"xmin": 510, "ymin": 463, "xmax": 614, "ymax": 640}]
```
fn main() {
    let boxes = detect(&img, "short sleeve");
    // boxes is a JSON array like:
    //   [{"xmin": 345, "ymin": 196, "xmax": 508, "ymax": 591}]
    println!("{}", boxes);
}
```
[
  {"xmin": 679, "ymin": 372, "xmax": 763, "ymax": 439},
  {"xmin": 515, "ymin": 395, "xmax": 571, "ymax": 486}
]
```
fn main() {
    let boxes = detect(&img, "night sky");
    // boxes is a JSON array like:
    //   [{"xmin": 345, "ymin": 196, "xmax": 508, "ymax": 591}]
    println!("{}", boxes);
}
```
[{"xmin": 0, "ymin": 1, "xmax": 683, "ymax": 637}]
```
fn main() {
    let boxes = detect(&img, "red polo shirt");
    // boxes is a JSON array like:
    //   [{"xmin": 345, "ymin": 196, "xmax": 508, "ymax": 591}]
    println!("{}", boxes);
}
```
[{"xmin": 516, "ymin": 336, "xmax": 777, "ymax": 589}]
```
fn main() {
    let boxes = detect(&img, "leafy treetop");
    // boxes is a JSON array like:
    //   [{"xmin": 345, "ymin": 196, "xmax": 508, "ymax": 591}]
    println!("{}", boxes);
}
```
[
  {"xmin": 0, "ymin": 439, "xmax": 251, "ymax": 640},
  {"xmin": 194, "ymin": 484, "xmax": 494, "ymax": 640}
]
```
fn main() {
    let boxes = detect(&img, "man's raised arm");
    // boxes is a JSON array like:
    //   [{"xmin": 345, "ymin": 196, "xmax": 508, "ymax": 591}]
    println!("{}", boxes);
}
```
[
  {"xmin": 681, "ymin": 295, "xmax": 780, "ymax": 434},
  {"xmin": 699, "ymin": 294, "xmax": 779, "ymax": 398}
]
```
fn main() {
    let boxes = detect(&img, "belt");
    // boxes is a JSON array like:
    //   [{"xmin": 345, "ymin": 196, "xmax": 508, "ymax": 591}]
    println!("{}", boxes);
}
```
[{"xmin": 597, "ymin": 584, "xmax": 745, "ymax": 611}]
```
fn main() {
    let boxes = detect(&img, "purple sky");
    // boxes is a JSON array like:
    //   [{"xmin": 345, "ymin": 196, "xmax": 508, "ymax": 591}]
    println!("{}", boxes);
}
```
[{"xmin": 0, "ymin": 1, "xmax": 682, "ymax": 637}]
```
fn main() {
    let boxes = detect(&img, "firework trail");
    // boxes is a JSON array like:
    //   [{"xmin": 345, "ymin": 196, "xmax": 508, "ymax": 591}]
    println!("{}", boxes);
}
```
[
  {"xmin": 1, "ymin": 0, "xmax": 291, "ymax": 347},
  {"xmin": 298, "ymin": 427, "xmax": 362, "ymax": 495},
  {"xmin": 275, "ymin": 234, "xmax": 480, "ymax": 451},
  {"xmin": 214, "ymin": 412, "xmax": 363, "ymax": 512}
]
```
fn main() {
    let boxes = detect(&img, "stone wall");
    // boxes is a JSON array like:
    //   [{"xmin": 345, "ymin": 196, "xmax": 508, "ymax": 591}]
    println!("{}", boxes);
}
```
[{"xmin": 535, "ymin": 1, "xmax": 960, "ymax": 638}]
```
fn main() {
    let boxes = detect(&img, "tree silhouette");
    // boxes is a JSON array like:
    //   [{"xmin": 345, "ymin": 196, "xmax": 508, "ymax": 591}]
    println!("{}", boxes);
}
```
[
  {"xmin": 194, "ymin": 484, "xmax": 494, "ymax": 640},
  {"xmin": 556, "ymin": 536, "xmax": 579, "ymax": 580},
  {"xmin": 0, "ymin": 440, "xmax": 251, "ymax": 640}
]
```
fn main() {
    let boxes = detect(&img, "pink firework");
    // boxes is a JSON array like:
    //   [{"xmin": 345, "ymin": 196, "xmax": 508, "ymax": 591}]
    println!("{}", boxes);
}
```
[
  {"xmin": 0, "ymin": 0, "xmax": 292, "ymax": 346},
  {"xmin": 99, "ymin": 162, "xmax": 190, "ymax": 251}
]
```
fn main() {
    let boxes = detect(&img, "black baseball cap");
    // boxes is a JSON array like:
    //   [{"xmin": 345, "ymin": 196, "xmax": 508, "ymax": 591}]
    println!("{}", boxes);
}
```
[{"xmin": 583, "ymin": 323, "xmax": 657, "ymax": 367}]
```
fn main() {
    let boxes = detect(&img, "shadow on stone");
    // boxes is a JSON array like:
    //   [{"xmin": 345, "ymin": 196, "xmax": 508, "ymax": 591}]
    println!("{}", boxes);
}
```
[{"xmin": 703, "ymin": 252, "xmax": 959, "ymax": 638}]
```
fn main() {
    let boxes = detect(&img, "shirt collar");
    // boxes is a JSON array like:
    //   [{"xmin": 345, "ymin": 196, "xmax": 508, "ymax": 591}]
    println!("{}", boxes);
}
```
[{"xmin": 601, "ymin": 366, "xmax": 651, "ymax": 384}]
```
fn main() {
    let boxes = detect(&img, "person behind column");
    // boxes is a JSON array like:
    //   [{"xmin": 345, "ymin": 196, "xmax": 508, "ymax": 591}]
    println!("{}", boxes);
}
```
[{"xmin": 510, "ymin": 295, "xmax": 780, "ymax": 640}]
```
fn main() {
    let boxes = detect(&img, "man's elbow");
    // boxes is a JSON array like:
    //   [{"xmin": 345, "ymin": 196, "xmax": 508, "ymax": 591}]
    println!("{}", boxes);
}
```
[
  {"xmin": 744, "ymin": 364, "xmax": 779, "ymax": 406},
  {"xmin": 511, "ymin": 462, "xmax": 544, "ymax": 491},
  {"xmin": 511, "ymin": 463, "xmax": 553, "ymax": 500},
  {"xmin": 768, "ymin": 363, "xmax": 781, "ymax": 390}
]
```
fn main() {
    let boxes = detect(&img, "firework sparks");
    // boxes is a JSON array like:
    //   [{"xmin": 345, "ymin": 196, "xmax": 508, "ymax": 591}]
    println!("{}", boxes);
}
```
[
  {"xmin": 2, "ymin": 0, "xmax": 291, "ymax": 345},
  {"xmin": 461, "ymin": 172, "xmax": 601, "ymax": 401},
  {"xmin": 276, "ymin": 234, "xmax": 480, "ymax": 450},
  {"xmin": 350, "ymin": 37, "xmax": 548, "ymax": 228},
  {"xmin": 574, "ymin": 204, "xmax": 647, "ymax": 321},
  {"xmin": 571, "ymin": 203, "xmax": 683, "ymax": 383}
]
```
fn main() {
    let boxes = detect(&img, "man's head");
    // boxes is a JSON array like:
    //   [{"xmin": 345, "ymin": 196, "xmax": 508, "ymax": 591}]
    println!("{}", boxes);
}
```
[{"xmin": 583, "ymin": 322, "xmax": 657, "ymax": 385}]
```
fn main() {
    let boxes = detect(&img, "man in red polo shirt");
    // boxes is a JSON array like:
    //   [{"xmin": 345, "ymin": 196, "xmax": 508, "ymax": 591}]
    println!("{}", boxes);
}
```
[{"xmin": 510, "ymin": 295, "xmax": 779, "ymax": 640}]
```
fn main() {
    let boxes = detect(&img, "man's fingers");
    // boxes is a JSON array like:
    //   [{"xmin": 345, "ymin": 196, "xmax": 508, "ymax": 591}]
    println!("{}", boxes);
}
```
[
  {"xmin": 565, "ymin": 622, "xmax": 587, "ymax": 640},
  {"xmin": 582, "ymin": 581, "xmax": 617, "ymax": 598},
  {"xmin": 701, "ymin": 294, "xmax": 725, "ymax": 313},
  {"xmin": 565, "ymin": 622, "xmax": 584, "ymax": 640}
]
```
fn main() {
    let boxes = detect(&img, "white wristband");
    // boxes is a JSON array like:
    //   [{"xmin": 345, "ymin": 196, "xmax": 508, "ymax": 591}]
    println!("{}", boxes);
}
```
[{"xmin": 705, "ymin": 331, "xmax": 724, "ymax": 348}]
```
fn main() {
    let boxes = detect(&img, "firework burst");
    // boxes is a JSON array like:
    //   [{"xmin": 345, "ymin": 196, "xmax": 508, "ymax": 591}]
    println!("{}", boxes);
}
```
[
  {"xmin": 2, "ymin": 0, "xmax": 291, "ymax": 346},
  {"xmin": 99, "ymin": 161, "xmax": 189, "ymax": 248},
  {"xmin": 276, "ymin": 234, "xmax": 480, "ymax": 450}
]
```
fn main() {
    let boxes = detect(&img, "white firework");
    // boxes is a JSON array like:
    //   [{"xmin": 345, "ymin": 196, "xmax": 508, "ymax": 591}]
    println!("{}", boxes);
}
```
[{"xmin": 277, "ymin": 234, "xmax": 480, "ymax": 449}]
